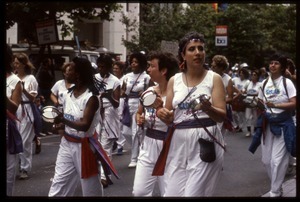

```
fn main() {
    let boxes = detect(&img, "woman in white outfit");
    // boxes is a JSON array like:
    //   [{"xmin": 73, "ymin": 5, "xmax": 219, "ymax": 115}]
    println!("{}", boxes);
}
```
[
  {"xmin": 257, "ymin": 54, "xmax": 296, "ymax": 197},
  {"xmin": 6, "ymin": 44, "xmax": 22, "ymax": 196},
  {"xmin": 211, "ymin": 55, "xmax": 235, "ymax": 136},
  {"xmin": 14, "ymin": 53, "xmax": 39, "ymax": 180},
  {"xmin": 50, "ymin": 62, "xmax": 74, "ymax": 136},
  {"xmin": 155, "ymin": 32, "xmax": 226, "ymax": 197},
  {"xmin": 50, "ymin": 62, "xmax": 74, "ymax": 112},
  {"xmin": 121, "ymin": 52, "xmax": 155, "ymax": 168},
  {"xmin": 132, "ymin": 51, "xmax": 178, "ymax": 196},
  {"xmin": 95, "ymin": 54, "xmax": 121, "ymax": 188},
  {"xmin": 231, "ymin": 67, "xmax": 250, "ymax": 132},
  {"xmin": 48, "ymin": 57, "xmax": 108, "ymax": 196},
  {"xmin": 244, "ymin": 69, "xmax": 262, "ymax": 137},
  {"xmin": 113, "ymin": 61, "xmax": 126, "ymax": 155}
]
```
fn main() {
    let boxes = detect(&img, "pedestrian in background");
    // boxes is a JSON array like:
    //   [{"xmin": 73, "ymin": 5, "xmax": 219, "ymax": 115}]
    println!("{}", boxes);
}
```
[
  {"xmin": 95, "ymin": 54, "xmax": 121, "ymax": 188},
  {"xmin": 14, "ymin": 52, "xmax": 39, "ymax": 180},
  {"xmin": 50, "ymin": 62, "xmax": 74, "ymax": 136},
  {"xmin": 154, "ymin": 31, "xmax": 226, "ymax": 196},
  {"xmin": 259, "ymin": 66, "xmax": 269, "ymax": 82},
  {"xmin": 231, "ymin": 67, "xmax": 250, "ymax": 132},
  {"xmin": 244, "ymin": 69, "xmax": 261, "ymax": 137},
  {"xmin": 211, "ymin": 55, "xmax": 235, "ymax": 135},
  {"xmin": 121, "ymin": 52, "xmax": 155, "ymax": 168},
  {"xmin": 257, "ymin": 54, "xmax": 296, "ymax": 197},
  {"xmin": 132, "ymin": 51, "xmax": 178, "ymax": 196},
  {"xmin": 112, "ymin": 61, "xmax": 127, "ymax": 155},
  {"xmin": 36, "ymin": 57, "xmax": 55, "ymax": 104},
  {"xmin": 6, "ymin": 44, "xmax": 23, "ymax": 196}
]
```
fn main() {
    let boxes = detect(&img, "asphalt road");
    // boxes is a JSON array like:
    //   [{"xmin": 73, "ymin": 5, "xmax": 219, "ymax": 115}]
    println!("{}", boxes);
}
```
[{"xmin": 12, "ymin": 130, "xmax": 296, "ymax": 198}]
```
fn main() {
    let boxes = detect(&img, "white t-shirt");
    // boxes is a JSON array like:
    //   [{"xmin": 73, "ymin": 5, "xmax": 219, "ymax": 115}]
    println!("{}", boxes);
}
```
[
  {"xmin": 94, "ymin": 73, "xmax": 120, "ymax": 108},
  {"xmin": 258, "ymin": 76, "xmax": 296, "ymax": 114},
  {"xmin": 51, "ymin": 79, "xmax": 74, "ymax": 107}
]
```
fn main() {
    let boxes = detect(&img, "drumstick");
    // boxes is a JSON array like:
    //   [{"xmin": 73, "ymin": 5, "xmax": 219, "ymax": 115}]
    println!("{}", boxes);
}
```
[{"xmin": 260, "ymin": 87, "xmax": 274, "ymax": 114}]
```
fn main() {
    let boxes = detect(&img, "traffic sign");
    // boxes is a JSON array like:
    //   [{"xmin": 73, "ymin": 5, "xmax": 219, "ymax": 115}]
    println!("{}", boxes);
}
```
[{"xmin": 215, "ymin": 36, "xmax": 228, "ymax": 46}]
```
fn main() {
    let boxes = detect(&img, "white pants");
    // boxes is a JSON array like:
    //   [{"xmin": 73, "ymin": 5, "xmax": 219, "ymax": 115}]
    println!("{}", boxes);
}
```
[
  {"xmin": 18, "ymin": 120, "xmax": 35, "ymax": 172},
  {"xmin": 132, "ymin": 135, "xmax": 166, "ymax": 196},
  {"xmin": 48, "ymin": 137, "xmax": 103, "ymax": 197},
  {"xmin": 232, "ymin": 111, "xmax": 246, "ymax": 129},
  {"xmin": 261, "ymin": 125, "xmax": 289, "ymax": 196},
  {"xmin": 6, "ymin": 150, "xmax": 17, "ymax": 196},
  {"xmin": 99, "ymin": 133, "xmax": 115, "ymax": 180},
  {"xmin": 124, "ymin": 101, "xmax": 139, "ymax": 163},
  {"xmin": 163, "ymin": 126, "xmax": 224, "ymax": 196}
]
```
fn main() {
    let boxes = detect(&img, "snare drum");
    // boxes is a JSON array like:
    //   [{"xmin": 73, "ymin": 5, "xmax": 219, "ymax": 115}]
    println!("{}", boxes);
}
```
[{"xmin": 41, "ymin": 106, "xmax": 61, "ymax": 123}]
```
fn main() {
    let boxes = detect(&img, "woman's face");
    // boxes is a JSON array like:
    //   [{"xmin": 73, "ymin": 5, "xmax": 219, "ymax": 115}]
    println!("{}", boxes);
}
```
[
  {"xmin": 251, "ymin": 72, "xmax": 259, "ymax": 82},
  {"xmin": 97, "ymin": 62, "xmax": 109, "ymax": 76},
  {"xmin": 65, "ymin": 62, "xmax": 77, "ymax": 83},
  {"xmin": 130, "ymin": 58, "xmax": 140, "ymax": 72},
  {"xmin": 147, "ymin": 58, "xmax": 164, "ymax": 83},
  {"xmin": 182, "ymin": 40, "xmax": 205, "ymax": 68},
  {"xmin": 113, "ymin": 64, "xmax": 122, "ymax": 78},
  {"xmin": 269, "ymin": 60, "xmax": 282, "ymax": 75},
  {"xmin": 13, "ymin": 58, "xmax": 25, "ymax": 72}
]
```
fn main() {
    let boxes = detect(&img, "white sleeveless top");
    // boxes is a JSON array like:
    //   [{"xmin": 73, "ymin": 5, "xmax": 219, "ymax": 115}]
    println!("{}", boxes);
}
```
[
  {"xmin": 144, "ymin": 86, "xmax": 168, "ymax": 132},
  {"xmin": 172, "ymin": 70, "xmax": 215, "ymax": 124},
  {"xmin": 63, "ymin": 89, "xmax": 100, "ymax": 138}
]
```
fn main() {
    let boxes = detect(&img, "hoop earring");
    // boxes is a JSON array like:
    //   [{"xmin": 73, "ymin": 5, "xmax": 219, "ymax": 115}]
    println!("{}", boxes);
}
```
[{"xmin": 179, "ymin": 60, "xmax": 186, "ymax": 72}]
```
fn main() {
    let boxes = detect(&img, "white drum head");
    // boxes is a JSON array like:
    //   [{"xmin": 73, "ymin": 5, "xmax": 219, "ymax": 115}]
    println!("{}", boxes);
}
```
[
  {"xmin": 42, "ymin": 106, "xmax": 61, "ymax": 123},
  {"xmin": 140, "ymin": 90, "xmax": 157, "ymax": 107}
]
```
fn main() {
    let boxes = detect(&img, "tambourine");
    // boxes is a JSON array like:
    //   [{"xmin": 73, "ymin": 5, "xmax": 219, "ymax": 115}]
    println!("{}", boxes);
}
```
[
  {"xmin": 41, "ymin": 106, "xmax": 61, "ymax": 123},
  {"xmin": 140, "ymin": 90, "xmax": 157, "ymax": 107}
]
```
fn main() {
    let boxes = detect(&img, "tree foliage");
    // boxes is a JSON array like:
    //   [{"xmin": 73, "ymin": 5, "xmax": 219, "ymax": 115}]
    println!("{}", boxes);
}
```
[
  {"xmin": 121, "ymin": 3, "xmax": 296, "ymax": 68},
  {"xmin": 6, "ymin": 2, "xmax": 121, "ymax": 44}
]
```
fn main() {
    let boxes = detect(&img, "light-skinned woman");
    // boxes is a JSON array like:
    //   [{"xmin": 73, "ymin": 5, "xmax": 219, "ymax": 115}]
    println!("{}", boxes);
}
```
[{"xmin": 154, "ymin": 31, "xmax": 226, "ymax": 196}]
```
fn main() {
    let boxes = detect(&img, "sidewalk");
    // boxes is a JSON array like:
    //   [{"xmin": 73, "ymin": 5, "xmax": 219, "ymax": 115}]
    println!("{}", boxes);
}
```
[{"xmin": 262, "ymin": 175, "xmax": 296, "ymax": 197}]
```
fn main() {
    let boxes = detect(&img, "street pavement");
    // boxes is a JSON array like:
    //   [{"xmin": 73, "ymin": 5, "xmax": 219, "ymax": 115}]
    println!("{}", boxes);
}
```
[{"xmin": 11, "ymin": 129, "xmax": 297, "ymax": 198}]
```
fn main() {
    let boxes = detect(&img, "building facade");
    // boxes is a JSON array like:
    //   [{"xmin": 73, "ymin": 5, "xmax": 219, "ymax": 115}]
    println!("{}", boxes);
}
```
[{"xmin": 6, "ymin": 3, "xmax": 140, "ymax": 62}]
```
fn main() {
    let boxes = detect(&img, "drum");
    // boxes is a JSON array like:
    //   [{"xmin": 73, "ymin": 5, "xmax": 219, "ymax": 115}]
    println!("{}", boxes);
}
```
[
  {"xmin": 231, "ymin": 94, "xmax": 246, "ymax": 112},
  {"xmin": 140, "ymin": 90, "xmax": 157, "ymax": 107},
  {"xmin": 243, "ymin": 96, "xmax": 258, "ymax": 108},
  {"xmin": 41, "ymin": 106, "xmax": 61, "ymax": 123}
]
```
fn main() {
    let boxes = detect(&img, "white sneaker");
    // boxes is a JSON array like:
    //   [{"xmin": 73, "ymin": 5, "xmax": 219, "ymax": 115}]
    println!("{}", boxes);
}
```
[
  {"xmin": 128, "ymin": 161, "xmax": 137, "ymax": 168},
  {"xmin": 245, "ymin": 133, "xmax": 251, "ymax": 137}
]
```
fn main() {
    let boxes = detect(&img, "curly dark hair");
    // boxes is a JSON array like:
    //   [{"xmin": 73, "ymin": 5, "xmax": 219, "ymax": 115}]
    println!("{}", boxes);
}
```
[
  {"xmin": 129, "ymin": 52, "xmax": 148, "ymax": 72},
  {"xmin": 68, "ymin": 57, "xmax": 106, "ymax": 95},
  {"xmin": 97, "ymin": 54, "xmax": 113, "ymax": 72}
]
